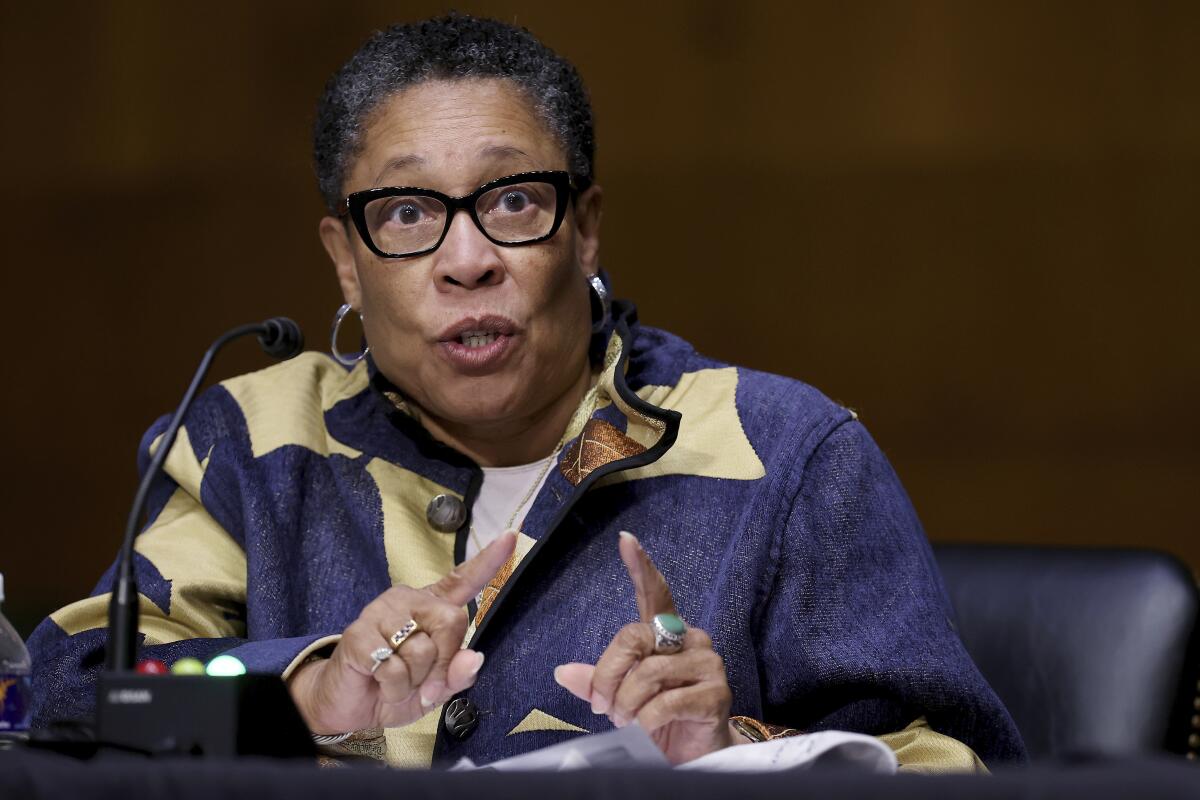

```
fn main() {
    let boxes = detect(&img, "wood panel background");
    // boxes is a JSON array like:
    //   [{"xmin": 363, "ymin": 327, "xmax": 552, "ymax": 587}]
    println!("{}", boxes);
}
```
[{"xmin": 1, "ymin": 0, "xmax": 1197, "ymax": 636}]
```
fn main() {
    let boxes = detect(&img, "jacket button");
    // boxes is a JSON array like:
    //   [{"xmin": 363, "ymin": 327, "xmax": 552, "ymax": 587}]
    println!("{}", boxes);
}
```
[
  {"xmin": 444, "ymin": 697, "xmax": 479, "ymax": 740},
  {"xmin": 426, "ymin": 494, "xmax": 466, "ymax": 532}
]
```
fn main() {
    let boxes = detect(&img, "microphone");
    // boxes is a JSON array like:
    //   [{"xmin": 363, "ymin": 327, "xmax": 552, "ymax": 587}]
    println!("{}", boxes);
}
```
[
  {"xmin": 257, "ymin": 317, "xmax": 305, "ymax": 360},
  {"xmin": 88, "ymin": 317, "xmax": 315, "ymax": 759},
  {"xmin": 106, "ymin": 318, "xmax": 304, "ymax": 672}
]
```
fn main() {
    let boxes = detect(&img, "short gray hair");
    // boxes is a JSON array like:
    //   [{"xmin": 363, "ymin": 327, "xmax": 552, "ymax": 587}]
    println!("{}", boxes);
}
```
[{"xmin": 313, "ymin": 13, "xmax": 595, "ymax": 212}]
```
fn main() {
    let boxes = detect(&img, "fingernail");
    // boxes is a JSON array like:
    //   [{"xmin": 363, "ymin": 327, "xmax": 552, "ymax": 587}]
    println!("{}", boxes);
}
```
[
  {"xmin": 470, "ymin": 651, "xmax": 485, "ymax": 676},
  {"xmin": 591, "ymin": 691, "xmax": 609, "ymax": 715},
  {"xmin": 488, "ymin": 531, "xmax": 514, "ymax": 550},
  {"xmin": 553, "ymin": 665, "xmax": 567, "ymax": 687},
  {"xmin": 420, "ymin": 680, "xmax": 445, "ymax": 708}
]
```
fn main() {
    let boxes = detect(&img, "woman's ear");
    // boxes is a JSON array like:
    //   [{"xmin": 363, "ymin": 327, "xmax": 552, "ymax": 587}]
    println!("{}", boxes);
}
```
[
  {"xmin": 319, "ymin": 215, "xmax": 362, "ymax": 309},
  {"xmin": 573, "ymin": 184, "xmax": 603, "ymax": 278}
]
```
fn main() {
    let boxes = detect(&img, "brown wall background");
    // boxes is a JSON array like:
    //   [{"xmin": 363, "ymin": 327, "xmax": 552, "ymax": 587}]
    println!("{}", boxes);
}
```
[{"xmin": 1, "ymin": 1, "xmax": 1197, "ymax": 637}]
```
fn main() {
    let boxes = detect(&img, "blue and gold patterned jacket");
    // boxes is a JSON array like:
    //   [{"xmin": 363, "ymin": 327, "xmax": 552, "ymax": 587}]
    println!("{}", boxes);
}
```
[{"xmin": 28, "ymin": 301, "xmax": 1025, "ymax": 768}]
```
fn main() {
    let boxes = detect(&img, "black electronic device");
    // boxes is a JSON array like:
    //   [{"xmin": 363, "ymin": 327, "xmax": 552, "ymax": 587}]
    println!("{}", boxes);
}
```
[
  {"xmin": 94, "ymin": 317, "xmax": 315, "ymax": 759},
  {"xmin": 96, "ymin": 674, "xmax": 316, "ymax": 758}
]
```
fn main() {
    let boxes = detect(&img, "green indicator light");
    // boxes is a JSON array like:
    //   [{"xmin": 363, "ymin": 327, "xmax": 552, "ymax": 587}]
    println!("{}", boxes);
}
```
[
  {"xmin": 205, "ymin": 654, "xmax": 247, "ymax": 677},
  {"xmin": 171, "ymin": 657, "xmax": 206, "ymax": 675}
]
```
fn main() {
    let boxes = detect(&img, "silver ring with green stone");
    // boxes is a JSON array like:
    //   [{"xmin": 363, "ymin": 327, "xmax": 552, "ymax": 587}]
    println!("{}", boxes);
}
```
[{"xmin": 651, "ymin": 613, "xmax": 686, "ymax": 654}]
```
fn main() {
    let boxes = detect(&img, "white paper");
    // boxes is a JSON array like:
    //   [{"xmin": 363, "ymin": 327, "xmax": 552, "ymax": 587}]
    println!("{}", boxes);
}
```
[
  {"xmin": 679, "ymin": 730, "xmax": 897, "ymax": 774},
  {"xmin": 450, "ymin": 724, "xmax": 897, "ymax": 774},
  {"xmin": 452, "ymin": 724, "xmax": 669, "ymax": 771}
]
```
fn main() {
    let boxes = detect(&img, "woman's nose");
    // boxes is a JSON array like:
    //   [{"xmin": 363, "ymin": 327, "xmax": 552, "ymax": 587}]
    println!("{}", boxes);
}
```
[{"xmin": 431, "ymin": 210, "xmax": 505, "ymax": 290}]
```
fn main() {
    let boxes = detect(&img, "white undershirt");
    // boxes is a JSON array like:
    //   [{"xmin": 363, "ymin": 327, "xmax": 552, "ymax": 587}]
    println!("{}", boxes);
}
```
[{"xmin": 466, "ymin": 454, "xmax": 557, "ymax": 560}]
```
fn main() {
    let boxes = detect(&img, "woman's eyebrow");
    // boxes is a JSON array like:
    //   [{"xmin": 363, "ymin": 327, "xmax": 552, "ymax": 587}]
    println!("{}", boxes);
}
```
[
  {"xmin": 478, "ymin": 144, "xmax": 533, "ymax": 163},
  {"xmin": 373, "ymin": 154, "xmax": 426, "ymax": 186}
]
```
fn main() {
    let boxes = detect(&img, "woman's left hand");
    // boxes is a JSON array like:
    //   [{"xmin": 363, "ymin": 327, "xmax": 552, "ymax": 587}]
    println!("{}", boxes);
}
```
[{"xmin": 554, "ymin": 532, "xmax": 740, "ymax": 764}]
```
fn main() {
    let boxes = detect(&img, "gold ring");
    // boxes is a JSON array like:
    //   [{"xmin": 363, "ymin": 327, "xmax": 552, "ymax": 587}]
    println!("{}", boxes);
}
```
[{"xmin": 390, "ymin": 619, "xmax": 421, "ymax": 650}]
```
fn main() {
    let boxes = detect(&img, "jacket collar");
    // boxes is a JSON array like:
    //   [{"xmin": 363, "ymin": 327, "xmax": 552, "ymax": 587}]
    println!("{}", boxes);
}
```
[{"xmin": 364, "ymin": 299, "xmax": 680, "ymax": 484}]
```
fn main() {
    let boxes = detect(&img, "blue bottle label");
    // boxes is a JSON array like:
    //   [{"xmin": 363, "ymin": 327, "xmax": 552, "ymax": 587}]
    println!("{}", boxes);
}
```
[{"xmin": 0, "ymin": 673, "xmax": 31, "ymax": 732}]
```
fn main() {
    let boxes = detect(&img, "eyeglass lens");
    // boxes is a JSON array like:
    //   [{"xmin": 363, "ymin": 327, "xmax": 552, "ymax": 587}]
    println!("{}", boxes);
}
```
[{"xmin": 362, "ymin": 180, "xmax": 559, "ymax": 256}]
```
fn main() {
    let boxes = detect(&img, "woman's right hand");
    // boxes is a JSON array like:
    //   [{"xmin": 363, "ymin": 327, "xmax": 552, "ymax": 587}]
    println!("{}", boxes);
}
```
[{"xmin": 287, "ymin": 530, "xmax": 516, "ymax": 734}]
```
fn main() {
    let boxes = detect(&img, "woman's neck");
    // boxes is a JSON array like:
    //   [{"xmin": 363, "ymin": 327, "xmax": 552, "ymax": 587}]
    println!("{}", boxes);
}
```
[{"xmin": 415, "ymin": 363, "xmax": 594, "ymax": 467}]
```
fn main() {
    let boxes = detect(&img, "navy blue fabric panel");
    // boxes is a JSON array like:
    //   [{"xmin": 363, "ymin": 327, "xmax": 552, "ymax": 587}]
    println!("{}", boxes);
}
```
[
  {"xmin": 136, "ymin": 385, "xmax": 257, "ymax": 547},
  {"xmin": 592, "ymin": 400, "xmax": 629, "ymax": 431},
  {"xmin": 235, "ymin": 447, "xmax": 393, "ymax": 639},
  {"xmin": 87, "ymin": 552, "xmax": 172, "ymax": 615},
  {"xmin": 136, "ymin": 413, "xmax": 176, "ymax": 528},
  {"xmin": 731, "ymin": 365, "xmax": 851, "ymax": 470},
  {"xmin": 622, "ymin": 325, "xmax": 719, "ymax": 392},
  {"xmin": 325, "ymin": 386, "xmax": 476, "ymax": 496},
  {"xmin": 224, "ymin": 635, "xmax": 337, "ymax": 675},
  {"xmin": 184, "ymin": 385, "xmax": 256, "ymax": 547},
  {"xmin": 178, "ymin": 384, "xmax": 257, "ymax": 462},
  {"xmin": 758, "ymin": 420, "xmax": 1025, "ymax": 763},
  {"xmin": 27, "ymin": 624, "xmax": 107, "ymax": 726}
]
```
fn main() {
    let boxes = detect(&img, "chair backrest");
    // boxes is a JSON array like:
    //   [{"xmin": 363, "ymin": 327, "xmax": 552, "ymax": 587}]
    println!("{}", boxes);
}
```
[{"xmin": 932, "ymin": 544, "xmax": 1200, "ymax": 760}]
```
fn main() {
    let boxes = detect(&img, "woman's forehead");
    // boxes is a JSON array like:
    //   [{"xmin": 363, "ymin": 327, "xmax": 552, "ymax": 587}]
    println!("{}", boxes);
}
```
[{"xmin": 348, "ymin": 78, "xmax": 567, "ymax": 194}]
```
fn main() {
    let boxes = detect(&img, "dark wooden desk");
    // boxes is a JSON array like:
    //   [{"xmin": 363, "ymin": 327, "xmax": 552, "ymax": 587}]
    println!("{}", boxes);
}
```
[{"xmin": 2, "ymin": 748, "xmax": 1199, "ymax": 800}]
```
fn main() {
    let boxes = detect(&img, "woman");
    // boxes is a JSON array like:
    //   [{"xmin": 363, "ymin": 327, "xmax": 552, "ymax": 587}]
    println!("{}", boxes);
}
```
[{"xmin": 29, "ymin": 15, "xmax": 1024, "ymax": 770}]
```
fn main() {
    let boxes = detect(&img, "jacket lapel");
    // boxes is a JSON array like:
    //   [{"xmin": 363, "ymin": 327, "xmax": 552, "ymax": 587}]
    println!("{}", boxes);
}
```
[{"xmin": 466, "ymin": 301, "xmax": 680, "ymax": 647}]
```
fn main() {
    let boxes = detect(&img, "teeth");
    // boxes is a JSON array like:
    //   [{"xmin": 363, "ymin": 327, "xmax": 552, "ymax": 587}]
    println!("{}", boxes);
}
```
[{"xmin": 459, "ymin": 331, "xmax": 498, "ymax": 348}]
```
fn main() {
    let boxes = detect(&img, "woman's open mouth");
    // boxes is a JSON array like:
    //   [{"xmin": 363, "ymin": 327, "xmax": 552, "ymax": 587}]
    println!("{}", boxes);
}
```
[
  {"xmin": 436, "ymin": 315, "xmax": 518, "ymax": 374},
  {"xmin": 459, "ymin": 330, "xmax": 500, "ymax": 348}
]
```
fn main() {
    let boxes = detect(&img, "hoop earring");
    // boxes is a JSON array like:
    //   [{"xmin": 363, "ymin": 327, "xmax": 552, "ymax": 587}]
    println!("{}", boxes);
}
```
[
  {"xmin": 588, "ymin": 274, "xmax": 610, "ymax": 333},
  {"xmin": 330, "ymin": 303, "xmax": 369, "ymax": 366}
]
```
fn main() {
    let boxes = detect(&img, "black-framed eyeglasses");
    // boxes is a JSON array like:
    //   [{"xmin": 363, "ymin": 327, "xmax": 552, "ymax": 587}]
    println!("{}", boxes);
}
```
[{"xmin": 340, "ymin": 170, "xmax": 589, "ymax": 259}]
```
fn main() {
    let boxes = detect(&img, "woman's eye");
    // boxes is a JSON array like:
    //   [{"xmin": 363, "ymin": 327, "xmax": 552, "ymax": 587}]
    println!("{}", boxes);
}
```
[
  {"xmin": 499, "ymin": 190, "xmax": 530, "ymax": 212},
  {"xmin": 389, "ymin": 203, "xmax": 423, "ymax": 224}
]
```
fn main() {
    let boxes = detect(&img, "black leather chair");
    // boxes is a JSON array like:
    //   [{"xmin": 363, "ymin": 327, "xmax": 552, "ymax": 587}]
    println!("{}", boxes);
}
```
[{"xmin": 932, "ymin": 544, "xmax": 1200, "ymax": 761}]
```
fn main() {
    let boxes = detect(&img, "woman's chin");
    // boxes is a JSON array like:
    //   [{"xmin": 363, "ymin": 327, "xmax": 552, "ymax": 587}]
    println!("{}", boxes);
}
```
[{"xmin": 428, "ymin": 388, "xmax": 531, "ymax": 430}]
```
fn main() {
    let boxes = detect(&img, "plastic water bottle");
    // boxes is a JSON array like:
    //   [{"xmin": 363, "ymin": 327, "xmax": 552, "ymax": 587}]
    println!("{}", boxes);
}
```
[{"xmin": 0, "ymin": 572, "xmax": 32, "ymax": 748}]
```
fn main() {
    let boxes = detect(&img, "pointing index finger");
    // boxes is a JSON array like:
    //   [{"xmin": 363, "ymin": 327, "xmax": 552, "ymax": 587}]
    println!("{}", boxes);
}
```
[
  {"xmin": 618, "ymin": 531, "xmax": 678, "ymax": 623},
  {"xmin": 427, "ymin": 530, "xmax": 517, "ymax": 607}
]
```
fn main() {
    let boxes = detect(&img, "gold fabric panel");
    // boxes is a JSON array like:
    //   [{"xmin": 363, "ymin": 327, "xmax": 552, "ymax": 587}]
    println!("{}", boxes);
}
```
[
  {"xmin": 52, "ymin": 429, "xmax": 245, "ymax": 642},
  {"xmin": 365, "ymin": 459, "xmax": 462, "ymax": 766},
  {"xmin": 878, "ymin": 717, "xmax": 989, "ymax": 774},
  {"xmin": 507, "ymin": 708, "xmax": 588, "ymax": 736},
  {"xmin": 384, "ymin": 711, "xmax": 442, "ymax": 768},
  {"xmin": 220, "ymin": 353, "xmax": 366, "ymax": 459},
  {"xmin": 366, "ymin": 459, "xmax": 458, "ymax": 591},
  {"xmin": 147, "ymin": 426, "xmax": 208, "ymax": 495},
  {"xmin": 131, "ymin": 485, "xmax": 247, "ymax": 640},
  {"xmin": 614, "ymin": 367, "xmax": 766, "ymax": 484}
]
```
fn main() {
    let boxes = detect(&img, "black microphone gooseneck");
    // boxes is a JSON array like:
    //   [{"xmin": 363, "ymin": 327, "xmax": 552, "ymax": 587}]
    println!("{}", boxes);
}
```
[{"xmin": 106, "ymin": 317, "xmax": 304, "ymax": 672}]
